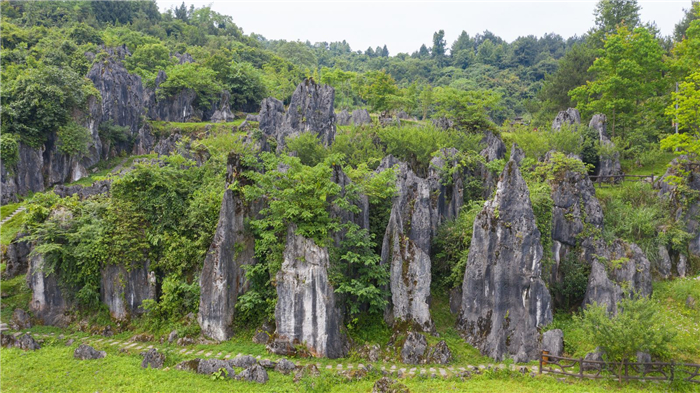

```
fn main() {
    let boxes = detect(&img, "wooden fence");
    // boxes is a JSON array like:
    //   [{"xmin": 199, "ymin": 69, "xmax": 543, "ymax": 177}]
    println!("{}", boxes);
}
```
[
  {"xmin": 589, "ymin": 174, "xmax": 656, "ymax": 187},
  {"xmin": 539, "ymin": 351, "xmax": 700, "ymax": 383}
]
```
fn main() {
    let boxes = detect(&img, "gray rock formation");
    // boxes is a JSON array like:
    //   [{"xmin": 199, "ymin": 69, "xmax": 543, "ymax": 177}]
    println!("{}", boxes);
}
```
[
  {"xmin": 582, "ymin": 348, "xmax": 604, "ymax": 371},
  {"xmin": 197, "ymin": 358, "xmax": 235, "ymax": 377},
  {"xmin": 237, "ymin": 364, "xmax": 268, "ymax": 383},
  {"xmin": 256, "ymin": 97, "xmax": 286, "ymax": 151},
  {"xmin": 380, "ymin": 157, "xmax": 439, "ymax": 331},
  {"xmin": 457, "ymin": 152, "xmax": 553, "ymax": 362},
  {"xmin": 275, "ymin": 358, "xmax": 297, "ymax": 375},
  {"xmin": 429, "ymin": 148, "xmax": 464, "ymax": 221},
  {"xmin": 207, "ymin": 91, "xmax": 236, "ymax": 123},
  {"xmin": 54, "ymin": 180, "xmax": 111, "ymax": 200},
  {"xmin": 140, "ymin": 348, "xmax": 165, "ymax": 368},
  {"xmin": 11, "ymin": 309, "xmax": 32, "ymax": 330},
  {"xmin": 101, "ymin": 261, "xmax": 155, "ymax": 321},
  {"xmin": 74, "ymin": 344, "xmax": 106, "ymax": 360},
  {"xmin": 431, "ymin": 116, "xmax": 455, "ymax": 130},
  {"xmin": 397, "ymin": 111, "xmax": 410, "ymax": 120},
  {"xmin": 2, "ymin": 232, "xmax": 31, "ymax": 279},
  {"xmin": 337, "ymin": 110, "xmax": 351, "ymax": 126},
  {"xmin": 425, "ymin": 340, "xmax": 453, "ymax": 364},
  {"xmin": 401, "ymin": 332, "xmax": 428, "ymax": 364},
  {"xmin": 174, "ymin": 52, "xmax": 194, "ymax": 64},
  {"xmin": 2, "ymin": 143, "xmax": 47, "ymax": 203},
  {"xmin": 4, "ymin": 333, "xmax": 41, "ymax": 351},
  {"xmin": 351, "ymin": 109, "xmax": 372, "ymax": 125},
  {"xmin": 552, "ymin": 108, "xmax": 581, "ymax": 131},
  {"xmin": 279, "ymin": 79, "xmax": 336, "ymax": 148},
  {"xmin": 245, "ymin": 114, "xmax": 260, "ymax": 122},
  {"xmin": 657, "ymin": 245, "xmax": 672, "ymax": 279},
  {"xmin": 472, "ymin": 131, "xmax": 507, "ymax": 199},
  {"xmin": 582, "ymin": 239, "xmax": 653, "ymax": 315},
  {"xmin": 27, "ymin": 253, "xmax": 70, "ymax": 327},
  {"xmin": 198, "ymin": 153, "xmax": 256, "ymax": 341},
  {"xmin": 273, "ymin": 225, "xmax": 346, "ymax": 359},
  {"xmin": 330, "ymin": 165, "xmax": 370, "ymax": 245},
  {"xmin": 542, "ymin": 329, "xmax": 564, "ymax": 357},
  {"xmin": 230, "ymin": 355, "xmax": 258, "ymax": 368},
  {"xmin": 149, "ymin": 75, "xmax": 199, "ymax": 122},
  {"xmin": 590, "ymin": 114, "xmax": 623, "ymax": 183}
]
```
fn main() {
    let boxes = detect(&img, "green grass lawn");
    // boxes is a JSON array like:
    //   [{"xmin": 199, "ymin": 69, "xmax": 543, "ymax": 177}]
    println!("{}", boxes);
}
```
[
  {"xmin": 0, "ymin": 344, "xmax": 684, "ymax": 392},
  {"xmin": 1, "ymin": 202, "xmax": 21, "ymax": 219},
  {"xmin": 0, "ymin": 211, "xmax": 25, "ymax": 246}
]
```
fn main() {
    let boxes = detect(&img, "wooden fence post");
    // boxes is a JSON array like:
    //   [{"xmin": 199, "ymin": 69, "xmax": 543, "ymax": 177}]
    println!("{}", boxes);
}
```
[
  {"xmin": 539, "ymin": 351, "xmax": 543, "ymax": 374},
  {"xmin": 580, "ymin": 358, "xmax": 584, "ymax": 377}
]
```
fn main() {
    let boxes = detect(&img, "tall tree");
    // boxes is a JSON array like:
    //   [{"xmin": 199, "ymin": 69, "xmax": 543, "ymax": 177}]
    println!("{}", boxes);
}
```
[
  {"xmin": 674, "ymin": 1, "xmax": 700, "ymax": 41},
  {"xmin": 594, "ymin": 0, "xmax": 641, "ymax": 34},
  {"xmin": 432, "ymin": 30, "xmax": 447, "ymax": 67}
]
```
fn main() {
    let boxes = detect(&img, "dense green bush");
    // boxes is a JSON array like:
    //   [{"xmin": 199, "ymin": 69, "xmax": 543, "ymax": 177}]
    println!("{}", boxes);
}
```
[
  {"xmin": 285, "ymin": 132, "xmax": 329, "ymax": 166},
  {"xmin": 157, "ymin": 63, "xmax": 222, "ymax": 110},
  {"xmin": 0, "ymin": 133, "xmax": 20, "ymax": 168},
  {"xmin": 57, "ymin": 121, "xmax": 91, "ymax": 156}
]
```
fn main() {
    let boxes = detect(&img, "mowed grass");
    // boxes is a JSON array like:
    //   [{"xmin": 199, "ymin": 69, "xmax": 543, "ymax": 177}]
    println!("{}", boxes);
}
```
[{"xmin": 0, "ymin": 344, "xmax": 681, "ymax": 393}]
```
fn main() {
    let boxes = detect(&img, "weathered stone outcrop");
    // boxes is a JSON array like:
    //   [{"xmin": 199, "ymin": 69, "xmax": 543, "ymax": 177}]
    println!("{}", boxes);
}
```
[
  {"xmin": 457, "ymin": 152, "xmax": 553, "ymax": 362},
  {"xmin": 429, "ymin": 148, "xmax": 464, "ymax": 221},
  {"xmin": 148, "ymin": 74, "xmax": 199, "ymax": 122},
  {"xmin": 351, "ymin": 109, "xmax": 372, "ymax": 125},
  {"xmin": 140, "ymin": 348, "xmax": 165, "ymax": 369},
  {"xmin": 431, "ymin": 116, "xmax": 454, "ymax": 130},
  {"xmin": 541, "ymin": 329, "xmax": 564, "ymax": 357},
  {"xmin": 2, "ymin": 232, "xmax": 31, "ymax": 279},
  {"xmin": 590, "ymin": 114, "xmax": 622, "ymax": 182},
  {"xmin": 546, "ymin": 154, "xmax": 604, "ymax": 305},
  {"xmin": 2, "ymin": 333, "xmax": 41, "ymax": 351},
  {"xmin": 11, "ymin": 309, "xmax": 32, "ymax": 330},
  {"xmin": 27, "ymin": 253, "xmax": 70, "ymax": 327},
  {"xmin": 101, "ymin": 261, "xmax": 155, "ymax": 321},
  {"xmin": 206, "ymin": 91, "xmax": 236, "ymax": 123},
  {"xmin": 380, "ymin": 156, "xmax": 438, "ymax": 332},
  {"xmin": 272, "ymin": 225, "xmax": 346, "ymax": 358},
  {"xmin": 337, "ymin": 110, "xmax": 351, "ymax": 126},
  {"xmin": 198, "ymin": 154, "xmax": 256, "ymax": 341},
  {"xmin": 581, "ymin": 238, "xmax": 652, "ymax": 315},
  {"xmin": 552, "ymin": 108, "xmax": 581, "ymax": 131},
  {"xmin": 1, "ymin": 143, "xmax": 46, "ymax": 204},
  {"xmin": 330, "ymin": 165, "xmax": 370, "ymax": 245},
  {"xmin": 54, "ymin": 180, "xmax": 111, "ymax": 200},
  {"xmin": 471, "ymin": 131, "xmax": 507, "ymax": 200},
  {"xmin": 74, "ymin": 344, "xmax": 106, "ymax": 360},
  {"xmin": 400, "ymin": 332, "xmax": 452, "ymax": 364}
]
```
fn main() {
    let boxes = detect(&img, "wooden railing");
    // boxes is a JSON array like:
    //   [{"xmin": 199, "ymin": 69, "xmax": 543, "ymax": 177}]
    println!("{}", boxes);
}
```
[
  {"xmin": 589, "ymin": 174, "xmax": 656, "ymax": 187},
  {"xmin": 539, "ymin": 351, "xmax": 700, "ymax": 383}
]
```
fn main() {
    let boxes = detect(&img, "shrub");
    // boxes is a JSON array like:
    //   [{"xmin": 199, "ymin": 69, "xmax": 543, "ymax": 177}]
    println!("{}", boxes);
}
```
[
  {"xmin": 285, "ymin": 132, "xmax": 329, "ymax": 166},
  {"xmin": 57, "ymin": 121, "xmax": 90, "ymax": 156},
  {"xmin": 0, "ymin": 133, "xmax": 20, "ymax": 168}
]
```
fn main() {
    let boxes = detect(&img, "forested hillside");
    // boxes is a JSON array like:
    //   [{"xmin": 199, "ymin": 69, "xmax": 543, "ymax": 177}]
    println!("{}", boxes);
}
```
[{"xmin": 1, "ymin": 1, "xmax": 700, "ymax": 392}]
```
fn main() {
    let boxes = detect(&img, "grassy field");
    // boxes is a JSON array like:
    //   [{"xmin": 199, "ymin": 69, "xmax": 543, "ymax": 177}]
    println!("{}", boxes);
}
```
[{"xmin": 1, "ymin": 344, "xmax": 689, "ymax": 393}]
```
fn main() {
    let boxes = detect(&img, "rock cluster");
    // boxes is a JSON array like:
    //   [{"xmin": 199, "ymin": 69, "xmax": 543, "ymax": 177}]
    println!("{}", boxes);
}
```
[
  {"xmin": 176, "ymin": 357, "xmax": 269, "ymax": 383},
  {"xmin": 351, "ymin": 109, "xmax": 372, "ymax": 125},
  {"xmin": 53, "ymin": 180, "xmax": 111, "ymax": 200},
  {"xmin": 457, "ymin": 150, "xmax": 553, "ymax": 362},
  {"xmin": 400, "ymin": 332, "xmax": 452, "ymax": 364},
  {"xmin": 336, "ymin": 109, "xmax": 351, "ymax": 126},
  {"xmin": 101, "ymin": 260, "xmax": 155, "ymax": 321},
  {"xmin": 74, "ymin": 344, "xmax": 106, "ymax": 360},
  {"xmin": 590, "ymin": 114, "xmax": 622, "ymax": 183},
  {"xmin": 1, "ymin": 333, "xmax": 41, "ymax": 351},
  {"xmin": 140, "ymin": 348, "xmax": 165, "ymax": 369},
  {"xmin": 198, "ymin": 153, "xmax": 256, "ymax": 341},
  {"xmin": 551, "ymin": 108, "xmax": 581, "ymax": 131},
  {"xmin": 27, "ymin": 253, "xmax": 70, "ymax": 327},
  {"xmin": 272, "ymin": 225, "xmax": 347, "ymax": 359},
  {"xmin": 2, "ymin": 232, "xmax": 31, "ymax": 279}
]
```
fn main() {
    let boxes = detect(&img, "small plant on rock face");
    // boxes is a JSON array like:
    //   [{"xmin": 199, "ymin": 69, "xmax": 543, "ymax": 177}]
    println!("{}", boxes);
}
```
[{"xmin": 211, "ymin": 367, "xmax": 228, "ymax": 381}]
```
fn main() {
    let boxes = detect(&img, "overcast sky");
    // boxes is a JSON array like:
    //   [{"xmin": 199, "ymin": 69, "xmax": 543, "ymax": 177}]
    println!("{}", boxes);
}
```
[{"xmin": 157, "ymin": 1, "xmax": 690, "ymax": 54}]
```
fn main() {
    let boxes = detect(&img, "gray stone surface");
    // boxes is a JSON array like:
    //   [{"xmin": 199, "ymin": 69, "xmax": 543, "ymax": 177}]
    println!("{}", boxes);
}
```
[
  {"xmin": 657, "ymin": 245, "xmax": 672, "ymax": 279},
  {"xmin": 237, "ymin": 364, "xmax": 268, "ymax": 383},
  {"xmin": 457, "ymin": 152, "xmax": 553, "ymax": 362},
  {"xmin": 101, "ymin": 260, "xmax": 155, "ymax": 321},
  {"xmin": 2, "ymin": 232, "xmax": 31, "ymax": 279},
  {"xmin": 273, "ymin": 225, "xmax": 346, "ymax": 358},
  {"xmin": 230, "ymin": 355, "xmax": 257, "ymax": 368},
  {"xmin": 140, "ymin": 348, "xmax": 165, "ymax": 369},
  {"xmin": 54, "ymin": 180, "xmax": 111, "ymax": 200},
  {"xmin": 275, "ymin": 358, "xmax": 297, "ymax": 375},
  {"xmin": 337, "ymin": 110, "xmax": 351, "ymax": 126},
  {"xmin": 541, "ymin": 329, "xmax": 564, "ymax": 357},
  {"xmin": 401, "ymin": 332, "xmax": 428, "ymax": 364},
  {"xmin": 10, "ymin": 309, "xmax": 32, "ymax": 330},
  {"xmin": 74, "ymin": 344, "xmax": 106, "ymax": 360},
  {"xmin": 429, "ymin": 148, "xmax": 464, "ymax": 222},
  {"xmin": 197, "ymin": 358, "xmax": 235, "ymax": 377},
  {"xmin": 552, "ymin": 108, "xmax": 581, "ymax": 131},
  {"xmin": 380, "ymin": 156, "xmax": 438, "ymax": 332},
  {"xmin": 198, "ymin": 153, "xmax": 256, "ymax": 341},
  {"xmin": 425, "ymin": 340, "xmax": 453, "ymax": 364},
  {"xmin": 208, "ymin": 91, "xmax": 236, "ymax": 123},
  {"xmin": 472, "ymin": 131, "xmax": 507, "ymax": 199},
  {"xmin": 351, "ymin": 109, "xmax": 372, "ymax": 125},
  {"xmin": 431, "ymin": 117, "xmax": 454, "ymax": 130},
  {"xmin": 582, "ymin": 238, "xmax": 653, "ymax": 315},
  {"xmin": 590, "ymin": 114, "xmax": 623, "ymax": 183},
  {"xmin": 27, "ymin": 252, "xmax": 69, "ymax": 327}
]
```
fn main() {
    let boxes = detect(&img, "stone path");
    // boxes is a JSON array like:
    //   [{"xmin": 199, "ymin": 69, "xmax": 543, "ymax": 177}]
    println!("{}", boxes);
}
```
[
  {"xmin": 19, "ymin": 332, "xmax": 540, "ymax": 379},
  {"xmin": 0, "ymin": 206, "xmax": 25, "ymax": 226}
]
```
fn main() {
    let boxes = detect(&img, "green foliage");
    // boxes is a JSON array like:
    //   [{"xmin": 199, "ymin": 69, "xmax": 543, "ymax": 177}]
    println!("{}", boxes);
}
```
[
  {"xmin": 0, "ymin": 133, "xmax": 20, "ymax": 168},
  {"xmin": 331, "ymin": 126, "xmax": 385, "ymax": 169},
  {"xmin": 285, "ymin": 132, "xmax": 329, "ymax": 167},
  {"xmin": 666, "ymin": 71, "xmax": 700, "ymax": 135},
  {"xmin": 142, "ymin": 275, "xmax": 200, "ymax": 323},
  {"xmin": 124, "ymin": 43, "xmax": 175, "ymax": 85},
  {"xmin": 432, "ymin": 87, "xmax": 501, "ymax": 132},
  {"xmin": 578, "ymin": 297, "xmax": 675, "ymax": 379},
  {"xmin": 56, "ymin": 121, "xmax": 90, "ymax": 156},
  {"xmin": 1, "ymin": 63, "xmax": 99, "ymax": 147},
  {"xmin": 157, "ymin": 63, "xmax": 222, "ymax": 110},
  {"xmin": 549, "ymin": 252, "xmax": 592, "ymax": 311},
  {"xmin": 431, "ymin": 200, "xmax": 485, "ymax": 290},
  {"xmin": 357, "ymin": 70, "xmax": 400, "ymax": 112},
  {"xmin": 98, "ymin": 120, "xmax": 132, "ymax": 146}
]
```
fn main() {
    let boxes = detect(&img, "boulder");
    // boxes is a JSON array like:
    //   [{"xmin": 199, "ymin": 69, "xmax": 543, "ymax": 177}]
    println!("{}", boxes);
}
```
[
  {"xmin": 679, "ymin": 254, "xmax": 688, "ymax": 277},
  {"xmin": 351, "ymin": 109, "xmax": 372, "ymax": 125},
  {"xmin": 400, "ymin": 332, "xmax": 428, "ymax": 364},
  {"xmin": 2, "ymin": 232, "xmax": 31, "ymax": 279},
  {"xmin": 101, "ymin": 260, "xmax": 155, "ymax": 321},
  {"xmin": 74, "ymin": 344, "xmax": 106, "ymax": 360},
  {"xmin": 252, "ymin": 330, "xmax": 271, "ymax": 344},
  {"xmin": 2, "ymin": 333, "xmax": 40, "ymax": 351},
  {"xmin": 551, "ymin": 108, "xmax": 581, "ymax": 131},
  {"xmin": 397, "ymin": 111, "xmax": 410, "ymax": 120},
  {"xmin": 266, "ymin": 340, "xmax": 296, "ymax": 357},
  {"xmin": 198, "ymin": 153, "xmax": 256, "ymax": 341},
  {"xmin": 457, "ymin": 152, "xmax": 553, "ymax": 362},
  {"xmin": 273, "ymin": 225, "xmax": 347, "ymax": 358},
  {"xmin": 256, "ymin": 97, "xmax": 286, "ymax": 151},
  {"xmin": 590, "ymin": 114, "xmax": 623, "ymax": 183},
  {"xmin": 293, "ymin": 364, "xmax": 321, "ymax": 382},
  {"xmin": 237, "ymin": 364, "xmax": 269, "ymax": 383},
  {"xmin": 11, "ymin": 309, "xmax": 32, "ymax": 330},
  {"xmin": 207, "ymin": 91, "xmax": 236, "ymax": 123},
  {"xmin": 230, "ymin": 355, "xmax": 257, "ymax": 368},
  {"xmin": 582, "ymin": 239, "xmax": 653, "ymax": 315},
  {"xmin": 542, "ymin": 329, "xmax": 564, "ymax": 357},
  {"xmin": 197, "ymin": 358, "xmax": 235, "ymax": 378},
  {"xmin": 581, "ymin": 348, "xmax": 604, "ymax": 371},
  {"xmin": 657, "ymin": 156, "xmax": 700, "ymax": 261},
  {"xmin": 245, "ymin": 114, "xmax": 260, "ymax": 122},
  {"xmin": 657, "ymin": 245, "xmax": 672, "ymax": 279},
  {"xmin": 175, "ymin": 358, "xmax": 201, "ymax": 372},
  {"xmin": 177, "ymin": 337, "xmax": 195, "ymax": 346},
  {"xmin": 337, "ymin": 109, "xmax": 351, "ymax": 126},
  {"xmin": 168, "ymin": 330, "xmax": 178, "ymax": 343},
  {"xmin": 372, "ymin": 377, "xmax": 410, "ymax": 393},
  {"xmin": 259, "ymin": 359, "xmax": 277, "ymax": 369},
  {"xmin": 425, "ymin": 340, "xmax": 452, "ymax": 364},
  {"xmin": 274, "ymin": 358, "xmax": 297, "ymax": 375},
  {"xmin": 27, "ymin": 253, "xmax": 70, "ymax": 327},
  {"xmin": 140, "ymin": 348, "xmax": 165, "ymax": 369},
  {"xmin": 380, "ymin": 156, "xmax": 438, "ymax": 332}
]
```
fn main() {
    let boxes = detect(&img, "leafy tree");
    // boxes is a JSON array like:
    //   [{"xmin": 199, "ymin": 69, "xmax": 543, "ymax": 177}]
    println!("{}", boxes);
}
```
[
  {"xmin": 578, "ymin": 298, "xmax": 674, "ymax": 382},
  {"xmin": 538, "ymin": 43, "xmax": 597, "ymax": 113},
  {"xmin": 1, "ymin": 63, "xmax": 99, "ymax": 147},
  {"xmin": 56, "ymin": 121, "xmax": 90, "ymax": 156},
  {"xmin": 666, "ymin": 71, "xmax": 700, "ymax": 135},
  {"xmin": 418, "ymin": 44, "xmax": 430, "ymax": 58},
  {"xmin": 124, "ymin": 43, "xmax": 174, "ymax": 84},
  {"xmin": 358, "ymin": 70, "xmax": 400, "ymax": 112},
  {"xmin": 432, "ymin": 30, "xmax": 447, "ymax": 67},
  {"xmin": 674, "ymin": 1, "xmax": 700, "ymax": 41},
  {"xmin": 570, "ymin": 26, "xmax": 666, "ymax": 139},
  {"xmin": 593, "ymin": 0, "xmax": 641, "ymax": 35},
  {"xmin": 157, "ymin": 62, "xmax": 222, "ymax": 109},
  {"xmin": 432, "ymin": 87, "xmax": 501, "ymax": 132}
]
